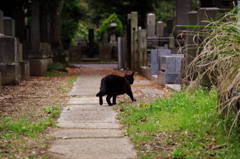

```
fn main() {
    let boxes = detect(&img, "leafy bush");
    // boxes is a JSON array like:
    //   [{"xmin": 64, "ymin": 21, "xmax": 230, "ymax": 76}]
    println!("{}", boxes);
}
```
[{"xmin": 97, "ymin": 13, "xmax": 123, "ymax": 41}]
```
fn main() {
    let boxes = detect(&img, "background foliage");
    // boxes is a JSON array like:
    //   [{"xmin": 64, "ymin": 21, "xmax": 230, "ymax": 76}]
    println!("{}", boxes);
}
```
[{"xmin": 97, "ymin": 13, "xmax": 123, "ymax": 41}]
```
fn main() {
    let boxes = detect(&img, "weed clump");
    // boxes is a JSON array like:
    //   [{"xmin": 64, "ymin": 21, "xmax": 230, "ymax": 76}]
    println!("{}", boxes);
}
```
[{"xmin": 186, "ymin": 8, "xmax": 240, "ymax": 130}]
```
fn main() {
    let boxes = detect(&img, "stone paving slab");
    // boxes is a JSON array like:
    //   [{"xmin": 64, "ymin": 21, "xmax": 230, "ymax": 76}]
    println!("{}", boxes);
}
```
[
  {"xmin": 69, "ymin": 88, "xmax": 99, "ymax": 96},
  {"xmin": 134, "ymin": 80, "xmax": 152, "ymax": 85},
  {"xmin": 166, "ymin": 84, "xmax": 181, "ymax": 91},
  {"xmin": 57, "ymin": 122, "xmax": 121, "ymax": 129},
  {"xmin": 69, "ymin": 76, "xmax": 101, "ymax": 96},
  {"xmin": 141, "ymin": 88, "xmax": 165, "ymax": 95},
  {"xmin": 51, "ymin": 129, "xmax": 124, "ymax": 138},
  {"xmin": 58, "ymin": 105, "xmax": 117, "ymax": 123},
  {"xmin": 65, "ymin": 105, "xmax": 111, "ymax": 111},
  {"xmin": 68, "ymin": 97, "xmax": 99, "ymax": 105},
  {"xmin": 49, "ymin": 138, "xmax": 136, "ymax": 159}
]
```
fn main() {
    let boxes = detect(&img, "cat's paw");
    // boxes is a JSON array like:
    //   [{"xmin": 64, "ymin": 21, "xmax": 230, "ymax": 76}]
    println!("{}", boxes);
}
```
[{"xmin": 132, "ymin": 98, "xmax": 137, "ymax": 102}]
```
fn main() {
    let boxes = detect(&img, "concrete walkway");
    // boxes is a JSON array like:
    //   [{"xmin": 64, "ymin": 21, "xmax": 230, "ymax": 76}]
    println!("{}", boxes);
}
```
[{"xmin": 49, "ymin": 74, "xmax": 136, "ymax": 159}]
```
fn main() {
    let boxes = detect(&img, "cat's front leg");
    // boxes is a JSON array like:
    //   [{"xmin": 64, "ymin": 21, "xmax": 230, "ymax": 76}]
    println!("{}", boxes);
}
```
[
  {"xmin": 127, "ymin": 90, "xmax": 136, "ymax": 102},
  {"xmin": 99, "ymin": 96, "xmax": 103, "ymax": 105},
  {"xmin": 106, "ymin": 95, "xmax": 113, "ymax": 106}
]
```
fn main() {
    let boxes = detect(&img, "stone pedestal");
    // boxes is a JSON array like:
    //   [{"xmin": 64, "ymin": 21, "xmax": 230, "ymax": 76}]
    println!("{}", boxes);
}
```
[
  {"xmin": 3, "ymin": 17, "xmax": 15, "ymax": 36},
  {"xmin": 158, "ymin": 54, "xmax": 184, "ymax": 84},
  {"xmin": 0, "ymin": 36, "xmax": 19, "ymax": 63},
  {"xmin": 158, "ymin": 71, "xmax": 182, "ymax": 84},
  {"xmin": 20, "ymin": 61, "xmax": 30, "ymax": 80},
  {"xmin": 156, "ymin": 21, "xmax": 164, "ymax": 37},
  {"xmin": 30, "ymin": 58, "xmax": 51, "ymax": 76},
  {"xmin": 0, "ymin": 10, "xmax": 3, "ymax": 34},
  {"xmin": 0, "ymin": 63, "xmax": 21, "ymax": 85},
  {"xmin": 150, "ymin": 49, "xmax": 171, "ymax": 75},
  {"xmin": 146, "ymin": 13, "xmax": 156, "ymax": 37}
]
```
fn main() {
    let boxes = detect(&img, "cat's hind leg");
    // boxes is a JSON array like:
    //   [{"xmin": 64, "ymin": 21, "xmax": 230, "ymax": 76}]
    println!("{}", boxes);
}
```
[
  {"xmin": 112, "ymin": 95, "xmax": 117, "ymax": 105},
  {"xmin": 106, "ymin": 95, "xmax": 113, "ymax": 106}
]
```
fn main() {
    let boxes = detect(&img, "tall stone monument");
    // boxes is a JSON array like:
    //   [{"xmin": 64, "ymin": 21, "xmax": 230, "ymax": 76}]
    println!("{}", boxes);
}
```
[
  {"xmin": 29, "ymin": 0, "xmax": 52, "ymax": 76},
  {"xmin": 176, "ymin": 0, "xmax": 192, "ymax": 32},
  {"xmin": 146, "ymin": 13, "xmax": 156, "ymax": 37},
  {"xmin": 3, "ymin": 17, "xmax": 15, "ymax": 36},
  {"xmin": 0, "ymin": 10, "xmax": 3, "ymax": 34},
  {"xmin": 130, "ymin": 12, "xmax": 138, "ymax": 71},
  {"xmin": 156, "ymin": 21, "xmax": 164, "ymax": 37}
]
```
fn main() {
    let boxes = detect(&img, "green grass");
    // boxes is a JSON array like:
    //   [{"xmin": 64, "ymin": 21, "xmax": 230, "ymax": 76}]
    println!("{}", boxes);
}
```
[
  {"xmin": 0, "ymin": 105, "xmax": 61, "ymax": 139},
  {"xmin": 44, "ymin": 63, "xmax": 68, "ymax": 77},
  {"xmin": 117, "ymin": 89, "xmax": 240, "ymax": 159}
]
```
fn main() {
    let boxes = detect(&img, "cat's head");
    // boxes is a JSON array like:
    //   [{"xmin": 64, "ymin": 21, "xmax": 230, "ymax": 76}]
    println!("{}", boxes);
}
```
[{"xmin": 125, "ymin": 72, "xmax": 135, "ymax": 84}]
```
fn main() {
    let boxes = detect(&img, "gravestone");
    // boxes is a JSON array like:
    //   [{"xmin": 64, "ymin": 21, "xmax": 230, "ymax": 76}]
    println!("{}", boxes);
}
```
[
  {"xmin": 158, "ymin": 54, "xmax": 184, "ymax": 84},
  {"xmin": 0, "ymin": 72, "xmax": 1, "ymax": 89},
  {"xmin": 118, "ymin": 37, "xmax": 125, "ymax": 69},
  {"xmin": 3, "ymin": 17, "xmax": 15, "ymax": 37},
  {"xmin": 200, "ymin": 0, "xmax": 235, "ymax": 8},
  {"xmin": 185, "ymin": 11, "xmax": 199, "ymax": 65},
  {"xmin": 29, "ymin": 0, "xmax": 52, "ymax": 76},
  {"xmin": 130, "ymin": 12, "xmax": 138, "ymax": 71},
  {"xmin": 198, "ymin": 8, "xmax": 222, "ymax": 25},
  {"xmin": 176, "ymin": 0, "xmax": 192, "ymax": 26},
  {"xmin": 0, "ymin": 36, "xmax": 18, "ymax": 63},
  {"xmin": 165, "ymin": 20, "xmax": 174, "ymax": 37},
  {"xmin": 200, "ymin": 0, "xmax": 216, "ymax": 7},
  {"xmin": 30, "ymin": 0, "xmax": 40, "ymax": 57},
  {"xmin": 150, "ymin": 49, "xmax": 171, "ymax": 75},
  {"xmin": 0, "ymin": 10, "xmax": 3, "ymax": 34},
  {"xmin": 159, "ymin": 54, "xmax": 184, "ymax": 74},
  {"xmin": 0, "ymin": 63, "xmax": 21, "ymax": 85},
  {"xmin": 138, "ymin": 29, "xmax": 147, "ymax": 67},
  {"xmin": 156, "ymin": 21, "xmax": 164, "ymax": 37},
  {"xmin": 146, "ymin": 13, "xmax": 156, "ymax": 37}
]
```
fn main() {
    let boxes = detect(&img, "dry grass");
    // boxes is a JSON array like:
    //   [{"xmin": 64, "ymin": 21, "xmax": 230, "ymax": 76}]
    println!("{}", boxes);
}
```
[{"xmin": 186, "ymin": 8, "xmax": 240, "ymax": 131}]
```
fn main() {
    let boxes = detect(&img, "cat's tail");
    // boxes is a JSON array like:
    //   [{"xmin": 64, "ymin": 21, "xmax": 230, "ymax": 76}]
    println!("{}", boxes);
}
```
[{"xmin": 96, "ymin": 91, "xmax": 104, "ymax": 97}]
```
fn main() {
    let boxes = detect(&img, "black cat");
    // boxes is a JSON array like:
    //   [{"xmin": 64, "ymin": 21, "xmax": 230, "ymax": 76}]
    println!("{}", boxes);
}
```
[{"xmin": 96, "ymin": 72, "xmax": 136, "ymax": 106}]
